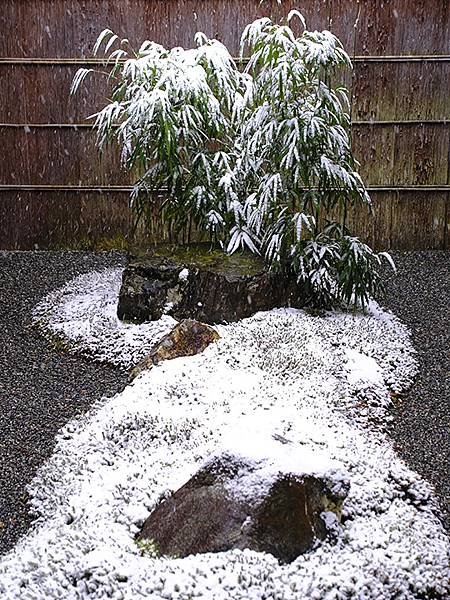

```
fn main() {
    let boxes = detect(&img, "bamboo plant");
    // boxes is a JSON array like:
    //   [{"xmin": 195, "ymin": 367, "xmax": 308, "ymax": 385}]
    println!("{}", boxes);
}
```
[{"xmin": 72, "ymin": 11, "xmax": 394, "ymax": 309}]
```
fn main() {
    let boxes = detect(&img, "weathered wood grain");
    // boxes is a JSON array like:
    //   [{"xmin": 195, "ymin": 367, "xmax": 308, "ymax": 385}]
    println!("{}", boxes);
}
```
[
  {"xmin": 390, "ymin": 191, "xmax": 447, "ymax": 250},
  {"xmin": 0, "ymin": 0, "xmax": 449, "ymax": 250},
  {"xmin": 0, "ymin": 191, "xmax": 133, "ymax": 250},
  {"xmin": 352, "ymin": 125, "xmax": 395, "ymax": 185},
  {"xmin": 393, "ymin": 124, "xmax": 449, "ymax": 185}
]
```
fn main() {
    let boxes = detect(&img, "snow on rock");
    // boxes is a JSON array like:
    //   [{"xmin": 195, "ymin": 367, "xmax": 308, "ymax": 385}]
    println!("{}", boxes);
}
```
[
  {"xmin": 1, "ymin": 269, "xmax": 447, "ymax": 599},
  {"xmin": 178, "ymin": 268, "xmax": 190, "ymax": 282},
  {"xmin": 218, "ymin": 422, "xmax": 347, "ymax": 504}
]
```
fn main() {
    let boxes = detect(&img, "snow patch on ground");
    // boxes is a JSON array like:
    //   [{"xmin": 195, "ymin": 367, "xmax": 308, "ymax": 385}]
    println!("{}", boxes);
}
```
[
  {"xmin": 32, "ymin": 268, "xmax": 176, "ymax": 368},
  {"xmin": 1, "ymin": 268, "xmax": 447, "ymax": 599},
  {"xmin": 345, "ymin": 348, "xmax": 382, "ymax": 386}
]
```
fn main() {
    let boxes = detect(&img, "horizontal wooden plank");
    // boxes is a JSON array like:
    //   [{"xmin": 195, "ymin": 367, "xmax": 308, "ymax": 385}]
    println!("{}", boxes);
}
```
[
  {"xmin": 393, "ymin": 124, "xmax": 449, "ymax": 185},
  {"xmin": 0, "ymin": 128, "xmax": 131, "ymax": 186},
  {"xmin": 353, "ymin": 123, "xmax": 450, "ymax": 186},
  {"xmin": 2, "ymin": 124, "xmax": 448, "ymax": 187},
  {"xmin": 351, "ymin": 62, "xmax": 450, "ymax": 121},
  {"xmin": 354, "ymin": 0, "xmax": 449, "ymax": 55},
  {"xmin": 1, "ymin": 190, "xmax": 445, "ymax": 251},
  {"xmin": 1, "ymin": 61, "xmax": 448, "ymax": 123},
  {"xmin": 0, "ymin": 191, "xmax": 134, "ymax": 250},
  {"xmin": 390, "ymin": 191, "xmax": 447, "ymax": 250},
  {"xmin": 347, "ymin": 191, "xmax": 447, "ymax": 250},
  {"xmin": 0, "ymin": 0, "xmax": 326, "ymax": 58},
  {"xmin": 394, "ymin": 62, "xmax": 450, "ymax": 121},
  {"xmin": 352, "ymin": 125, "xmax": 395, "ymax": 186},
  {"xmin": 0, "ymin": 65, "xmax": 107, "ymax": 123}
]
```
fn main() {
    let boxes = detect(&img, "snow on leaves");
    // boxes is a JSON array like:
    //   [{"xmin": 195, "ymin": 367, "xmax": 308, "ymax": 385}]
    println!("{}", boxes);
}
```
[{"xmin": 72, "ymin": 13, "xmax": 391, "ymax": 309}]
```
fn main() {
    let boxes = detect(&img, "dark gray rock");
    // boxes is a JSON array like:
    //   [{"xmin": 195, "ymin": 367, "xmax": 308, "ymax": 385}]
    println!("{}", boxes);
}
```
[
  {"xmin": 118, "ymin": 245, "xmax": 301, "ymax": 324},
  {"xmin": 117, "ymin": 259, "xmax": 182, "ymax": 322},
  {"xmin": 138, "ymin": 453, "xmax": 348, "ymax": 563}
]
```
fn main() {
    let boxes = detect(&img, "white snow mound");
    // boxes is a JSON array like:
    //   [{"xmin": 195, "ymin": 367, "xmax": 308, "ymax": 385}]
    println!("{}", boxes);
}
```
[{"xmin": 0, "ymin": 268, "xmax": 447, "ymax": 600}]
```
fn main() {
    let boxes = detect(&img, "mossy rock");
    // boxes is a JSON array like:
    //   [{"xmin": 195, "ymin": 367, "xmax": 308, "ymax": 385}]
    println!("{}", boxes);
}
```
[
  {"xmin": 132, "ymin": 242, "xmax": 265, "ymax": 276},
  {"xmin": 118, "ymin": 244, "xmax": 302, "ymax": 324}
]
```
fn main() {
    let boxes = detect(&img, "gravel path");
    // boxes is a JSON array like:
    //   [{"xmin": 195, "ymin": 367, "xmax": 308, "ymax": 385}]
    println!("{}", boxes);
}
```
[
  {"xmin": 0, "ymin": 250, "xmax": 448, "ymax": 557},
  {"xmin": 0, "ymin": 251, "xmax": 128, "ymax": 555},
  {"xmin": 381, "ymin": 251, "xmax": 450, "ymax": 531}
]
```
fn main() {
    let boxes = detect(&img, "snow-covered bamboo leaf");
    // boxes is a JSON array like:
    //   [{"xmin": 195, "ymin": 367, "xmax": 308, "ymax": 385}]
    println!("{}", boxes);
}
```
[
  {"xmin": 287, "ymin": 9, "xmax": 306, "ymax": 30},
  {"xmin": 70, "ymin": 68, "xmax": 94, "ymax": 95},
  {"xmin": 93, "ymin": 29, "xmax": 115, "ymax": 56}
]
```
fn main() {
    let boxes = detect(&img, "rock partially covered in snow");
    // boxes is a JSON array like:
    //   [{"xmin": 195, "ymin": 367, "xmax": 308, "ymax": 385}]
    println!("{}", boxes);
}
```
[
  {"xmin": 138, "ymin": 451, "xmax": 349, "ymax": 563},
  {"xmin": 130, "ymin": 319, "xmax": 220, "ymax": 379},
  {"xmin": 117, "ymin": 245, "xmax": 302, "ymax": 324}
]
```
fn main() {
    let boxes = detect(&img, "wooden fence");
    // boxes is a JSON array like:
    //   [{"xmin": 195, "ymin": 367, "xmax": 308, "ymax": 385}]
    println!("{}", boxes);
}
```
[{"xmin": 0, "ymin": 0, "xmax": 449, "ymax": 250}]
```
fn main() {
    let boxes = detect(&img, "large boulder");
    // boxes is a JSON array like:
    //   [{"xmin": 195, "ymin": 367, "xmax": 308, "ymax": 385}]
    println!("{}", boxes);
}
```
[
  {"xmin": 137, "ymin": 451, "xmax": 349, "ymax": 563},
  {"xmin": 130, "ymin": 319, "xmax": 220, "ymax": 380},
  {"xmin": 117, "ymin": 245, "xmax": 301, "ymax": 324}
]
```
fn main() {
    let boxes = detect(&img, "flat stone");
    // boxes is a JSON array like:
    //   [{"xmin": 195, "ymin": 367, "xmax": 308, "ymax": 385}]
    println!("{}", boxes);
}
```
[{"xmin": 117, "ymin": 244, "xmax": 302, "ymax": 324}]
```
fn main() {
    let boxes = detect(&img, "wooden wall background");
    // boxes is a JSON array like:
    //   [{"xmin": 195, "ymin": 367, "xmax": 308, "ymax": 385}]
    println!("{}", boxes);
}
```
[{"xmin": 0, "ymin": 0, "xmax": 449, "ymax": 250}]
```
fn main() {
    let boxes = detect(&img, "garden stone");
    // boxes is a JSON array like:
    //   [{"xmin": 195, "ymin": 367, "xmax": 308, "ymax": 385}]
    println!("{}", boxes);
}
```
[
  {"xmin": 117, "ymin": 245, "xmax": 302, "ymax": 324},
  {"xmin": 130, "ymin": 319, "xmax": 220, "ymax": 380},
  {"xmin": 117, "ymin": 259, "xmax": 182, "ymax": 322},
  {"xmin": 137, "ymin": 453, "xmax": 349, "ymax": 563}
]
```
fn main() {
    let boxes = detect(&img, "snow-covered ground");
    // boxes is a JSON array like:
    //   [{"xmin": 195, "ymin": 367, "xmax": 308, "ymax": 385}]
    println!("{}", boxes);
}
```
[
  {"xmin": 32, "ymin": 268, "xmax": 177, "ymax": 368},
  {"xmin": 0, "ymin": 268, "xmax": 448, "ymax": 599}
]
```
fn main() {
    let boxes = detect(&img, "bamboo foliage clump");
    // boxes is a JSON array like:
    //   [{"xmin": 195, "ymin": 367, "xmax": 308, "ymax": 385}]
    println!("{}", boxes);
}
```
[{"xmin": 73, "ymin": 11, "xmax": 393, "ymax": 308}]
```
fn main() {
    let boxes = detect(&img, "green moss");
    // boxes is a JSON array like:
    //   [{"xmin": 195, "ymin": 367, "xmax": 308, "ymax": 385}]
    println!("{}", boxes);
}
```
[
  {"xmin": 135, "ymin": 538, "xmax": 160, "ymax": 558},
  {"xmin": 133, "ymin": 242, "xmax": 266, "ymax": 276},
  {"xmin": 53, "ymin": 236, "xmax": 93, "ymax": 251},
  {"xmin": 49, "ymin": 334, "xmax": 71, "ymax": 353},
  {"xmin": 53, "ymin": 233, "xmax": 131, "ymax": 252},
  {"xmin": 94, "ymin": 233, "xmax": 131, "ymax": 251}
]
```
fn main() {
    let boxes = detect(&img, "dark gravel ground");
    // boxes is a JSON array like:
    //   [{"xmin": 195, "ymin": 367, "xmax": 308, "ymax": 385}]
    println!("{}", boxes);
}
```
[
  {"xmin": 380, "ymin": 251, "xmax": 450, "ymax": 531},
  {"xmin": 0, "ymin": 251, "xmax": 128, "ymax": 555},
  {"xmin": 0, "ymin": 250, "xmax": 448, "ymax": 558}
]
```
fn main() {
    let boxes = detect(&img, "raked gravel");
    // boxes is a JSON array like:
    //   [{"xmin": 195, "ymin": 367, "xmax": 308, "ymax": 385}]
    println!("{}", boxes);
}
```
[
  {"xmin": 380, "ymin": 251, "xmax": 450, "ymax": 531},
  {"xmin": 0, "ymin": 251, "xmax": 128, "ymax": 555}
]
